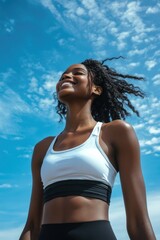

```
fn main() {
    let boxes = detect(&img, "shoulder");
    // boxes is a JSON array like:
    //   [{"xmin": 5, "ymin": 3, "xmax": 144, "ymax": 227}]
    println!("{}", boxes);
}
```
[
  {"xmin": 102, "ymin": 119, "xmax": 135, "ymax": 141},
  {"xmin": 32, "ymin": 136, "xmax": 55, "ymax": 167},
  {"xmin": 102, "ymin": 120, "xmax": 139, "ymax": 158},
  {"xmin": 103, "ymin": 121, "xmax": 140, "ymax": 173},
  {"xmin": 35, "ymin": 136, "xmax": 55, "ymax": 150},
  {"xmin": 103, "ymin": 119, "xmax": 132, "ymax": 131}
]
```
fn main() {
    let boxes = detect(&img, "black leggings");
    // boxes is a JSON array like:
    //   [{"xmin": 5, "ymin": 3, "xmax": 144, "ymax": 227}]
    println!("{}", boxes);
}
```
[{"xmin": 38, "ymin": 220, "xmax": 117, "ymax": 240}]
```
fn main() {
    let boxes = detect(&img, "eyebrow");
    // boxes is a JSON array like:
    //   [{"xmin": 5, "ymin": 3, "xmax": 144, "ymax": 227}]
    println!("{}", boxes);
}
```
[{"xmin": 63, "ymin": 68, "xmax": 87, "ymax": 74}]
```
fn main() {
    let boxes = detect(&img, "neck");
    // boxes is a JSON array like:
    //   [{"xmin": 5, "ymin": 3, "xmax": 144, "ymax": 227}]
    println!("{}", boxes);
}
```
[{"xmin": 64, "ymin": 101, "xmax": 96, "ymax": 132}]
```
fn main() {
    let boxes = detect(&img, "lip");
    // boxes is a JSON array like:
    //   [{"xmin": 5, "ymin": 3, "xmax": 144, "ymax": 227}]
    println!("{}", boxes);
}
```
[{"xmin": 60, "ymin": 80, "xmax": 76, "ymax": 89}]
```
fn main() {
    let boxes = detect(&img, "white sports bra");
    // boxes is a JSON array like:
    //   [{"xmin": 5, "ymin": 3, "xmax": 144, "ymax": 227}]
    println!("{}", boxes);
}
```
[{"xmin": 40, "ymin": 122, "xmax": 117, "ymax": 204}]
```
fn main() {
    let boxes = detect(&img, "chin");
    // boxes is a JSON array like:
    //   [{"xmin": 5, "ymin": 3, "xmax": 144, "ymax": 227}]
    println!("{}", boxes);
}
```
[{"xmin": 58, "ymin": 92, "xmax": 74, "ymax": 104}]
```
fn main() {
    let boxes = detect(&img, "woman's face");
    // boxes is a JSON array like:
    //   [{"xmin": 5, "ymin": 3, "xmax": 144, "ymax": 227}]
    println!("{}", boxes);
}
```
[{"xmin": 56, "ymin": 64, "xmax": 95, "ymax": 103}]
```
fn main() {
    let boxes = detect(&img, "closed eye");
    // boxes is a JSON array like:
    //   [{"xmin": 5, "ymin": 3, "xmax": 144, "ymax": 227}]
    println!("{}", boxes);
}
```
[
  {"xmin": 59, "ymin": 72, "xmax": 85, "ymax": 81},
  {"xmin": 73, "ymin": 71, "xmax": 86, "ymax": 75}
]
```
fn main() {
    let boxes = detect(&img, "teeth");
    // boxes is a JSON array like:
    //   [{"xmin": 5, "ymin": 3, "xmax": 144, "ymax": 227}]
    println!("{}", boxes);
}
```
[{"xmin": 61, "ymin": 82, "xmax": 74, "ymax": 87}]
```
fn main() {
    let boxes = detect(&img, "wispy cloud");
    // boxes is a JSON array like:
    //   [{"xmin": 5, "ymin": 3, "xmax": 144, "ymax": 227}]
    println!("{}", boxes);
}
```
[
  {"xmin": 0, "ymin": 68, "xmax": 16, "ymax": 81},
  {"xmin": 0, "ymin": 226, "xmax": 23, "ymax": 240},
  {"xmin": 29, "ymin": 0, "xmax": 158, "ymax": 60},
  {"xmin": 40, "ymin": 0, "xmax": 65, "ymax": 23},
  {"xmin": 110, "ymin": 191, "xmax": 160, "ymax": 239},
  {"xmin": 133, "ymin": 123, "xmax": 144, "ymax": 130},
  {"xmin": 4, "ymin": 19, "xmax": 15, "ymax": 33},
  {"xmin": 146, "ymin": 4, "xmax": 160, "ymax": 14},
  {"xmin": 25, "ymin": 66, "xmax": 60, "ymax": 119},
  {"xmin": 128, "ymin": 62, "xmax": 140, "ymax": 68},
  {"xmin": 152, "ymin": 74, "xmax": 160, "ymax": 85},
  {"xmin": 0, "ymin": 83, "xmax": 32, "ymax": 137},
  {"xmin": 0, "ymin": 183, "xmax": 18, "ymax": 188},
  {"xmin": 153, "ymin": 146, "xmax": 160, "ymax": 152},
  {"xmin": 145, "ymin": 60, "xmax": 157, "ymax": 70},
  {"xmin": 148, "ymin": 127, "xmax": 160, "ymax": 135},
  {"xmin": 130, "ymin": 96, "xmax": 160, "ymax": 155},
  {"xmin": 128, "ymin": 48, "xmax": 147, "ymax": 56}
]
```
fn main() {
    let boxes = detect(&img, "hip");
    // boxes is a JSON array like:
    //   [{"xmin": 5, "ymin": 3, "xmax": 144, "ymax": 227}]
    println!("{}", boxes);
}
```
[{"xmin": 39, "ymin": 220, "xmax": 117, "ymax": 240}]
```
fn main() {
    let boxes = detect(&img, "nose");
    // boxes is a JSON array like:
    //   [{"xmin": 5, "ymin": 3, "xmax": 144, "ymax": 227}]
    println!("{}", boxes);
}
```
[{"xmin": 61, "ymin": 72, "xmax": 72, "ymax": 80}]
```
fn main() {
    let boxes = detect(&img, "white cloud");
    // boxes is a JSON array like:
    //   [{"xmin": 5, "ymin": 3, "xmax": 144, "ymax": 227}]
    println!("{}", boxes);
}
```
[
  {"xmin": 33, "ymin": 0, "xmax": 159, "ymax": 58},
  {"xmin": 76, "ymin": 7, "xmax": 85, "ymax": 16},
  {"xmin": 81, "ymin": 0, "xmax": 97, "ymax": 10},
  {"xmin": 4, "ymin": 19, "xmax": 15, "ymax": 33},
  {"xmin": 152, "ymin": 74, "xmax": 160, "ymax": 85},
  {"xmin": 154, "ymin": 50, "xmax": 160, "ymax": 57},
  {"xmin": 128, "ymin": 62, "xmax": 140, "ymax": 68},
  {"xmin": 0, "ymin": 84, "xmax": 32, "ymax": 136},
  {"xmin": 110, "ymin": 191, "xmax": 160, "ymax": 239},
  {"xmin": 58, "ymin": 38, "xmax": 65, "ymax": 46},
  {"xmin": 153, "ymin": 146, "xmax": 160, "ymax": 152},
  {"xmin": 40, "ymin": 0, "xmax": 64, "ymax": 23},
  {"xmin": 0, "ymin": 184, "xmax": 12, "ymax": 188},
  {"xmin": 141, "ymin": 149, "xmax": 153, "ymax": 155},
  {"xmin": 133, "ymin": 123, "xmax": 144, "ymax": 130},
  {"xmin": 137, "ymin": 95, "xmax": 160, "ymax": 154},
  {"xmin": 18, "ymin": 154, "xmax": 31, "ymax": 159},
  {"xmin": 0, "ymin": 184, "xmax": 18, "ymax": 188},
  {"xmin": 0, "ymin": 226, "xmax": 23, "ymax": 240},
  {"xmin": 42, "ymin": 71, "xmax": 61, "ymax": 91},
  {"xmin": 109, "ymin": 1, "xmax": 127, "ymax": 17},
  {"xmin": 89, "ymin": 34, "xmax": 106, "ymax": 48},
  {"xmin": 128, "ymin": 48, "xmax": 147, "ymax": 56},
  {"xmin": 145, "ymin": 60, "xmax": 157, "ymax": 70},
  {"xmin": 16, "ymin": 58, "xmax": 62, "ymax": 122},
  {"xmin": 146, "ymin": 5, "xmax": 160, "ymax": 14},
  {"xmin": 148, "ymin": 127, "xmax": 160, "ymax": 135},
  {"xmin": 28, "ymin": 76, "xmax": 38, "ymax": 92},
  {"xmin": 145, "ymin": 137, "xmax": 160, "ymax": 146},
  {"xmin": 94, "ymin": 50, "xmax": 108, "ymax": 59},
  {"xmin": 121, "ymin": 2, "xmax": 144, "ymax": 33},
  {"xmin": 131, "ymin": 33, "xmax": 145, "ymax": 43},
  {"xmin": 39, "ymin": 98, "xmax": 53, "ymax": 110},
  {"xmin": 147, "ymin": 119, "xmax": 154, "ymax": 124},
  {"xmin": 0, "ymin": 68, "xmax": 15, "ymax": 81}
]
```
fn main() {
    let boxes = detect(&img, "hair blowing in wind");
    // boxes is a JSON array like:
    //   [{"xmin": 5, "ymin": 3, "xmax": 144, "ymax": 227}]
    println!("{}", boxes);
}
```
[{"xmin": 56, "ymin": 57, "xmax": 145, "ymax": 122}]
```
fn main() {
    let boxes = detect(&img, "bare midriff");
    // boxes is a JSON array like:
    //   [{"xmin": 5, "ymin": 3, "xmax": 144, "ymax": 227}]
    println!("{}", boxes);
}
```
[{"xmin": 42, "ymin": 195, "xmax": 109, "ymax": 224}]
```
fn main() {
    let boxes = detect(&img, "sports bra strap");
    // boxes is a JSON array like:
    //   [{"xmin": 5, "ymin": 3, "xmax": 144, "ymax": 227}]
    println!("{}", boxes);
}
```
[{"xmin": 92, "ymin": 122, "xmax": 103, "ymax": 136}]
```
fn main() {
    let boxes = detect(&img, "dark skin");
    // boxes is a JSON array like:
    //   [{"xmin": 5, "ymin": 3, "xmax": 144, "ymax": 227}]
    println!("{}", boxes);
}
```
[{"xmin": 19, "ymin": 64, "xmax": 156, "ymax": 240}]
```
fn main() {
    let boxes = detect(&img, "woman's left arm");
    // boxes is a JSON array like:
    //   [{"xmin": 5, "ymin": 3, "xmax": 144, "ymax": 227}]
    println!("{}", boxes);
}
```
[{"xmin": 113, "ymin": 120, "xmax": 156, "ymax": 240}]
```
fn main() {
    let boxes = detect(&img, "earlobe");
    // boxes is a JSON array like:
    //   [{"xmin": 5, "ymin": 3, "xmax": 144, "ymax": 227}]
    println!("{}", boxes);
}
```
[{"xmin": 93, "ymin": 86, "xmax": 102, "ymax": 96}]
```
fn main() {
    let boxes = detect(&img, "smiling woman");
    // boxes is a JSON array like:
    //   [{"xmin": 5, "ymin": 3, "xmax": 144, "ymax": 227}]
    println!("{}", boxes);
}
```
[
  {"xmin": 56, "ymin": 64, "xmax": 94, "ymax": 104},
  {"xmin": 19, "ymin": 58, "xmax": 156, "ymax": 240}
]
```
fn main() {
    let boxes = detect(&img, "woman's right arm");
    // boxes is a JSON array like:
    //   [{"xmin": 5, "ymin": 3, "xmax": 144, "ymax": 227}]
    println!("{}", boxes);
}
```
[{"xmin": 19, "ymin": 137, "xmax": 53, "ymax": 240}]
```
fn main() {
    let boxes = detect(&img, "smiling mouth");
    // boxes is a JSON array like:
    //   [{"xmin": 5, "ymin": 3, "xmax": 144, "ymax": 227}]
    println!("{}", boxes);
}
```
[{"xmin": 60, "ymin": 81, "xmax": 76, "ymax": 89}]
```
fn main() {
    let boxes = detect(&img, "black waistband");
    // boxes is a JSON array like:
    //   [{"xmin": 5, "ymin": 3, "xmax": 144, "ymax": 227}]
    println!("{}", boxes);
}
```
[{"xmin": 43, "ymin": 179, "xmax": 112, "ymax": 204}]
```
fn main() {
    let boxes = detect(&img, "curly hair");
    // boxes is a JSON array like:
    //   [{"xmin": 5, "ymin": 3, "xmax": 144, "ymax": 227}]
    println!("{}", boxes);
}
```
[{"xmin": 55, "ymin": 57, "xmax": 145, "ymax": 122}]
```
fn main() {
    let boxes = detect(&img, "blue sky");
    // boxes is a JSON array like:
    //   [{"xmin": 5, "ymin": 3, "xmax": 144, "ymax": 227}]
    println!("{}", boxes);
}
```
[{"xmin": 0, "ymin": 0, "xmax": 160, "ymax": 239}]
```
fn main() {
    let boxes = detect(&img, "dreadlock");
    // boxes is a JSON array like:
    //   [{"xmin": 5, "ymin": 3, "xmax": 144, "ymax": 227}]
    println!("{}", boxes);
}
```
[{"xmin": 55, "ymin": 57, "xmax": 145, "ymax": 122}]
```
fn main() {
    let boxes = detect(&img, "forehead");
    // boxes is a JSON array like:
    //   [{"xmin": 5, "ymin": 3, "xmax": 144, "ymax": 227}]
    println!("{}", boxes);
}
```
[{"xmin": 64, "ymin": 63, "xmax": 88, "ymax": 72}]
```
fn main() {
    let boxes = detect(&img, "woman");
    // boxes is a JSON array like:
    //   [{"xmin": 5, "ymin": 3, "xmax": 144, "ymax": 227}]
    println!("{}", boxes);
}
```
[{"xmin": 19, "ymin": 58, "xmax": 156, "ymax": 240}]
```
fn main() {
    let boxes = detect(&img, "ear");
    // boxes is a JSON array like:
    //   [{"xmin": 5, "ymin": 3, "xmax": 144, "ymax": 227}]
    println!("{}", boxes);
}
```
[{"xmin": 92, "ymin": 85, "xmax": 102, "ymax": 96}]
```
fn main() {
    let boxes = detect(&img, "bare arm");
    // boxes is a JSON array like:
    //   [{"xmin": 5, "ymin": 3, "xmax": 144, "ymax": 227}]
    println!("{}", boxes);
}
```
[
  {"xmin": 113, "ymin": 120, "xmax": 156, "ymax": 240},
  {"xmin": 19, "ymin": 137, "xmax": 54, "ymax": 240}
]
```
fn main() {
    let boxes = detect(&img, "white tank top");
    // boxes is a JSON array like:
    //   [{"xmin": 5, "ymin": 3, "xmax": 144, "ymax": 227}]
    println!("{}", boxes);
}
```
[{"xmin": 41, "ymin": 122, "xmax": 117, "ymax": 189}]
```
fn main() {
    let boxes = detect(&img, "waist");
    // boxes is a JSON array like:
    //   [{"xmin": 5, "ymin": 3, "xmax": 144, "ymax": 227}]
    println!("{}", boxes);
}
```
[
  {"xmin": 43, "ymin": 179, "xmax": 112, "ymax": 205},
  {"xmin": 42, "ymin": 195, "xmax": 109, "ymax": 224}
]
